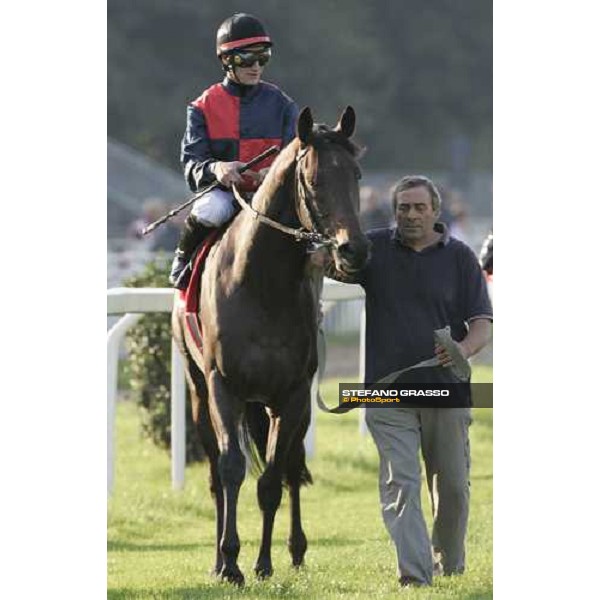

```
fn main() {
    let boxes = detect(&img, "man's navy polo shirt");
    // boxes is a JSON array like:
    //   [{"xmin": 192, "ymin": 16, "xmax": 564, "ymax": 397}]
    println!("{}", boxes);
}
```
[{"xmin": 353, "ymin": 224, "xmax": 493, "ymax": 384}]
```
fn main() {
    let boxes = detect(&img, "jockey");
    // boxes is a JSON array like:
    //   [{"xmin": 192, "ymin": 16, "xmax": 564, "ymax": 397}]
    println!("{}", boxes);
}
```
[{"xmin": 170, "ymin": 13, "xmax": 300, "ymax": 288}]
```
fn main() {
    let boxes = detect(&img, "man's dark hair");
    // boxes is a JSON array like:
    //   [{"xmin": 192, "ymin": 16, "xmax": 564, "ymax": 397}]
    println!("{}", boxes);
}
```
[{"xmin": 391, "ymin": 175, "xmax": 442, "ymax": 213}]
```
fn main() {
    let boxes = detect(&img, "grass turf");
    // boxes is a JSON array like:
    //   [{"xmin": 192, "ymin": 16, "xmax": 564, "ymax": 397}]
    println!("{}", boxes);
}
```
[{"xmin": 108, "ymin": 366, "xmax": 492, "ymax": 598}]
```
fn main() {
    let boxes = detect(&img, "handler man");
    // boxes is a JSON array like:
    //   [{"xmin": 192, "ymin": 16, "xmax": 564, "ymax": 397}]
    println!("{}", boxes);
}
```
[{"xmin": 325, "ymin": 175, "xmax": 492, "ymax": 587}]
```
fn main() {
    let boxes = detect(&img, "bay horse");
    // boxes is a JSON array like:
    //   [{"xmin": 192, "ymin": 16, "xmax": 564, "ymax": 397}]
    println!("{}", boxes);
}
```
[{"xmin": 172, "ymin": 106, "xmax": 369, "ymax": 585}]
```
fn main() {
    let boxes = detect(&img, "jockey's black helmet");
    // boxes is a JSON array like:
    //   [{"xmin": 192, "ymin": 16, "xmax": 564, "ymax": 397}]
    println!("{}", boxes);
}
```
[{"xmin": 216, "ymin": 13, "xmax": 272, "ymax": 57}]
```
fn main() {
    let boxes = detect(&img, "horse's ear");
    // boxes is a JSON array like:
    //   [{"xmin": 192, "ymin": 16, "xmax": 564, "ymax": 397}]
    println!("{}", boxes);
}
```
[
  {"xmin": 297, "ymin": 107, "xmax": 313, "ymax": 145},
  {"xmin": 335, "ymin": 105, "xmax": 356, "ymax": 138}
]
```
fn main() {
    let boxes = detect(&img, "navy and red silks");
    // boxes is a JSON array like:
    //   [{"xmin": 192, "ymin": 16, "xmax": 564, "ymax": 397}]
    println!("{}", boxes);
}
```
[{"xmin": 181, "ymin": 77, "xmax": 299, "ymax": 193}]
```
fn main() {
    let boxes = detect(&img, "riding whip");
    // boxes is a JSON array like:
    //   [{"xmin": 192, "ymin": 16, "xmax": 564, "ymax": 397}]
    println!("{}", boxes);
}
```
[{"xmin": 142, "ymin": 145, "xmax": 280, "ymax": 235}]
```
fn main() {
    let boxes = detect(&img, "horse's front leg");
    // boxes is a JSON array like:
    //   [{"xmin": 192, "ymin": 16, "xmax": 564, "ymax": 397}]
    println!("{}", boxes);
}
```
[
  {"xmin": 254, "ymin": 382, "xmax": 310, "ymax": 579},
  {"xmin": 254, "ymin": 412, "xmax": 282, "ymax": 579},
  {"xmin": 207, "ymin": 369, "xmax": 246, "ymax": 586}
]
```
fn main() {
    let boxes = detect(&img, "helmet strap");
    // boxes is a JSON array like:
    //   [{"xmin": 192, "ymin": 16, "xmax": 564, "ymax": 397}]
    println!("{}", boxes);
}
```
[
  {"xmin": 226, "ymin": 65, "xmax": 242, "ymax": 84},
  {"xmin": 221, "ymin": 56, "xmax": 242, "ymax": 84}
]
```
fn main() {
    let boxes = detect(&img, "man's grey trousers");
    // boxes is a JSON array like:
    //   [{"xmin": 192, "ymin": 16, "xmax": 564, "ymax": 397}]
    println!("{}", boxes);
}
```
[{"xmin": 365, "ymin": 406, "xmax": 472, "ymax": 585}]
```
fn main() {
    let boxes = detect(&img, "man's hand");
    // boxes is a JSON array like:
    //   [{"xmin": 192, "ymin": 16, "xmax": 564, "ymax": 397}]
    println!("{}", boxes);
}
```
[
  {"xmin": 213, "ymin": 161, "xmax": 244, "ymax": 188},
  {"xmin": 435, "ymin": 340, "xmax": 470, "ymax": 368},
  {"xmin": 435, "ymin": 319, "xmax": 492, "ymax": 368}
]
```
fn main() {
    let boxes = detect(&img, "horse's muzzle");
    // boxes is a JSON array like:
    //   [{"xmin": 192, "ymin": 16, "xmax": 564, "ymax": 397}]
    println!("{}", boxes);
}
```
[{"xmin": 336, "ymin": 238, "xmax": 370, "ymax": 274}]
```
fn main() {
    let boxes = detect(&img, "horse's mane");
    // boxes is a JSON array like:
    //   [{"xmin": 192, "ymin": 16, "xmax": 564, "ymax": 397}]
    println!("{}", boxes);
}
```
[{"xmin": 257, "ymin": 138, "xmax": 300, "ymax": 201}]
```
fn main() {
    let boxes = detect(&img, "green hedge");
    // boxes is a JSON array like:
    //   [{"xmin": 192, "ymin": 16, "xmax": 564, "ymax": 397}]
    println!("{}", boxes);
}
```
[{"xmin": 123, "ymin": 256, "xmax": 204, "ymax": 463}]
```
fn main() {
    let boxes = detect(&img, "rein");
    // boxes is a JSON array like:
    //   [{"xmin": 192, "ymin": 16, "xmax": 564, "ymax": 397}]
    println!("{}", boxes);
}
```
[{"xmin": 231, "ymin": 147, "xmax": 338, "ymax": 249}]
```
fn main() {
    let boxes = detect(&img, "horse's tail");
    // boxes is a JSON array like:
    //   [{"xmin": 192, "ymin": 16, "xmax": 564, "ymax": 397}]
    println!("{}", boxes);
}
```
[
  {"xmin": 241, "ymin": 403, "xmax": 313, "ymax": 487},
  {"xmin": 241, "ymin": 403, "xmax": 269, "ymax": 476}
]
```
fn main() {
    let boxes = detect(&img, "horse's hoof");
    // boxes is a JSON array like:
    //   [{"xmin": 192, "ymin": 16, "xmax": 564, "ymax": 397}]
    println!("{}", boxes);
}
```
[
  {"xmin": 219, "ymin": 565, "xmax": 245, "ymax": 586},
  {"xmin": 288, "ymin": 535, "xmax": 307, "ymax": 568},
  {"xmin": 254, "ymin": 560, "xmax": 273, "ymax": 579}
]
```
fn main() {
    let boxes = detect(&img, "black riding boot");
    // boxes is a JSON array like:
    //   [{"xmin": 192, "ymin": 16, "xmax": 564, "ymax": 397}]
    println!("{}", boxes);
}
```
[{"xmin": 169, "ymin": 215, "xmax": 213, "ymax": 289}]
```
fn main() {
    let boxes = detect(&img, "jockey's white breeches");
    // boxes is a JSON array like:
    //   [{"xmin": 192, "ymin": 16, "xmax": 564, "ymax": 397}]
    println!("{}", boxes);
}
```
[{"xmin": 190, "ymin": 188, "xmax": 236, "ymax": 227}]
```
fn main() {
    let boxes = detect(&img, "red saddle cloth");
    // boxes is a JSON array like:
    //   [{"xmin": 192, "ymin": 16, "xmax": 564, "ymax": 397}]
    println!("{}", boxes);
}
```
[{"xmin": 176, "ymin": 229, "xmax": 222, "ymax": 352}]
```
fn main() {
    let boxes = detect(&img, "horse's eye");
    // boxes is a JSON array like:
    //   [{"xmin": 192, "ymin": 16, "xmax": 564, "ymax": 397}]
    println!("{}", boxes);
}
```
[{"xmin": 355, "ymin": 168, "xmax": 362, "ymax": 181}]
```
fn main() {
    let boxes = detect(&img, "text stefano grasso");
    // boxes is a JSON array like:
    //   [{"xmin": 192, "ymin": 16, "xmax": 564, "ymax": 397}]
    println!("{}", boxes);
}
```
[{"xmin": 341, "ymin": 389, "xmax": 451, "ymax": 397}]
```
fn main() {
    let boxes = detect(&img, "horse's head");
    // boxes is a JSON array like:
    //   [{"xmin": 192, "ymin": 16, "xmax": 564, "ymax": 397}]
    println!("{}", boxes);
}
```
[{"xmin": 295, "ymin": 106, "xmax": 370, "ymax": 276}]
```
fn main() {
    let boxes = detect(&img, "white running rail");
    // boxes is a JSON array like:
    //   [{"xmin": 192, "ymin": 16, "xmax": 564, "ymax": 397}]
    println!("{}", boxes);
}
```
[{"xmin": 107, "ymin": 280, "xmax": 365, "ymax": 495}]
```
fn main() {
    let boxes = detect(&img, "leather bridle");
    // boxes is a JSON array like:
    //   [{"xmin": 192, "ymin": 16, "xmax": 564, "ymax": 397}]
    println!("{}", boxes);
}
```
[{"xmin": 231, "ymin": 146, "xmax": 339, "ymax": 250}]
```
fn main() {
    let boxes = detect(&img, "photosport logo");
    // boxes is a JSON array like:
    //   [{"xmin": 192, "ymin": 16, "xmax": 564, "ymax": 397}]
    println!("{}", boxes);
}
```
[{"xmin": 337, "ymin": 383, "xmax": 493, "ymax": 409}]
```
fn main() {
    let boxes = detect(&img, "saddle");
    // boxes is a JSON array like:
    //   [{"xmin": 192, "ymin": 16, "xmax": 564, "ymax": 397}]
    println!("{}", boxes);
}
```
[{"xmin": 175, "ymin": 228, "xmax": 222, "ymax": 352}]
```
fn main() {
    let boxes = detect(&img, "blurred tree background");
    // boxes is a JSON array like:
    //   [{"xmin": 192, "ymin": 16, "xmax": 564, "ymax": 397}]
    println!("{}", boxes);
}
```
[{"xmin": 108, "ymin": 0, "xmax": 491, "ymax": 175}]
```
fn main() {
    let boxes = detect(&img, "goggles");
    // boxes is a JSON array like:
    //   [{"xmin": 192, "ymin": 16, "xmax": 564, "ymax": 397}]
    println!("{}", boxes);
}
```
[{"xmin": 228, "ymin": 47, "xmax": 272, "ymax": 68}]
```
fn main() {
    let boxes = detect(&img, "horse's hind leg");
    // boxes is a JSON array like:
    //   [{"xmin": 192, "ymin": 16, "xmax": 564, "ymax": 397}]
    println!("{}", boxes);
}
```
[
  {"xmin": 207, "ymin": 368, "xmax": 246, "ymax": 586},
  {"xmin": 186, "ymin": 359, "xmax": 224, "ymax": 577},
  {"xmin": 172, "ymin": 312, "xmax": 224, "ymax": 577},
  {"xmin": 200, "ymin": 414, "xmax": 225, "ymax": 577},
  {"xmin": 285, "ymin": 399, "xmax": 312, "ymax": 567}
]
